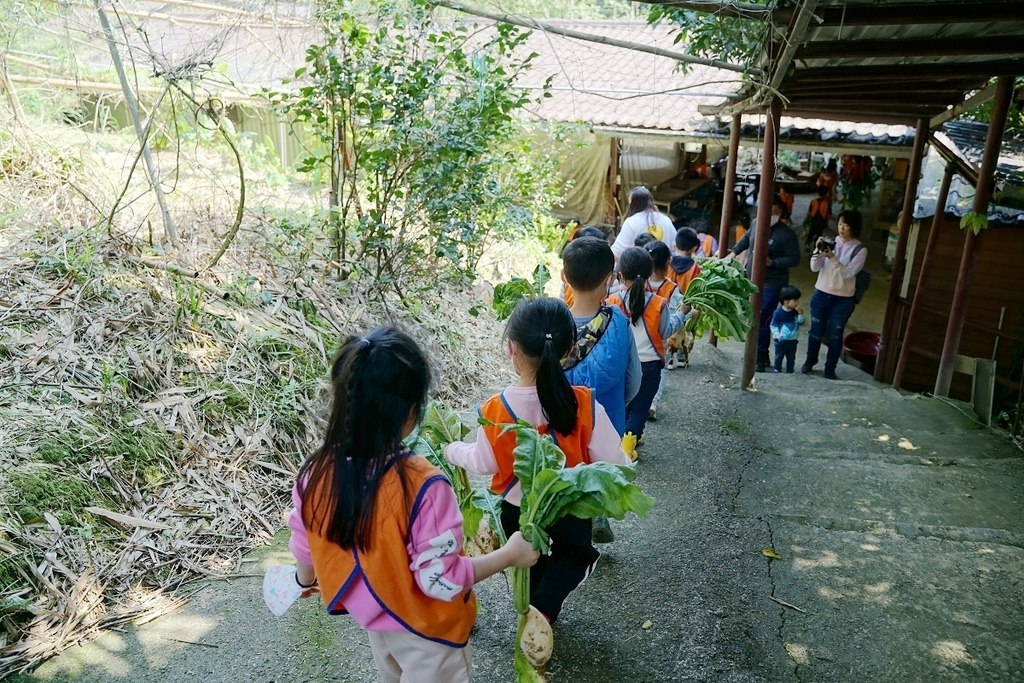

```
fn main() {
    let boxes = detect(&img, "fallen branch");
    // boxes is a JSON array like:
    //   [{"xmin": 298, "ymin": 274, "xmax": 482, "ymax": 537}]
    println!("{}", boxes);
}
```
[{"xmin": 768, "ymin": 595, "xmax": 807, "ymax": 614}]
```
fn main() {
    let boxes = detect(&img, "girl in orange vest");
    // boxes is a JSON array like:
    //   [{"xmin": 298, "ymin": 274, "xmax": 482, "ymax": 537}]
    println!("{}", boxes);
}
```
[
  {"xmin": 446, "ymin": 297, "xmax": 628, "ymax": 624},
  {"xmin": 607, "ymin": 247, "xmax": 684, "ymax": 443},
  {"xmin": 287, "ymin": 327, "xmax": 538, "ymax": 683}
]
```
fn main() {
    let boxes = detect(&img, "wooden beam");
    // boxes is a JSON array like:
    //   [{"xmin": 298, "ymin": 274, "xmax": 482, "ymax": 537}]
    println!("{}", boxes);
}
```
[
  {"xmin": 929, "ymin": 132, "xmax": 980, "ymax": 186},
  {"xmin": 786, "ymin": 94, "xmax": 963, "ymax": 107},
  {"xmin": 930, "ymin": 80, "xmax": 1001, "ymax": 128},
  {"xmin": 788, "ymin": 62, "xmax": 1023, "ymax": 84},
  {"xmin": 876, "ymin": 117, "xmax": 929, "ymax": 383},
  {"xmin": 742, "ymin": 98, "xmax": 781, "ymax": 390},
  {"xmin": 935, "ymin": 75, "xmax": 1015, "ymax": 397},
  {"xmin": 769, "ymin": 0, "xmax": 820, "ymax": 91},
  {"xmin": 797, "ymin": 37, "xmax": 1024, "ymax": 61},
  {"xmin": 784, "ymin": 82, "xmax": 973, "ymax": 97},
  {"xmin": 893, "ymin": 163, "xmax": 955, "ymax": 390},
  {"xmin": 774, "ymin": 3, "xmax": 1024, "ymax": 27},
  {"xmin": 429, "ymin": 0, "xmax": 757, "ymax": 74}
]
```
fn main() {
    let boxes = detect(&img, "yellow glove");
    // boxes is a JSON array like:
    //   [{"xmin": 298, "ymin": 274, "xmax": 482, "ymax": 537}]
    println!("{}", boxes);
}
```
[{"xmin": 622, "ymin": 432, "xmax": 638, "ymax": 462}]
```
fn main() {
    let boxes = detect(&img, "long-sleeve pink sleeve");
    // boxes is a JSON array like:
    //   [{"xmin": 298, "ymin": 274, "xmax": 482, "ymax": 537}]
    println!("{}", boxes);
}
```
[
  {"xmin": 406, "ymin": 479, "xmax": 475, "ymax": 601},
  {"xmin": 288, "ymin": 483, "xmax": 312, "ymax": 566},
  {"xmin": 589, "ymin": 400, "xmax": 631, "ymax": 466},
  {"xmin": 445, "ymin": 428, "xmax": 499, "ymax": 475}
]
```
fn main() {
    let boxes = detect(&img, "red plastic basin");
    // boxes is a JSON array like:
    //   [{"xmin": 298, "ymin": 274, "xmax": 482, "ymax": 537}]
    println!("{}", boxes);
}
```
[{"xmin": 843, "ymin": 331, "xmax": 880, "ymax": 371}]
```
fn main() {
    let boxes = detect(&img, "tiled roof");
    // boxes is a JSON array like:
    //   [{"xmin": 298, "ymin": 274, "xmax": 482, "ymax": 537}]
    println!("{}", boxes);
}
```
[{"xmin": 516, "ymin": 21, "xmax": 736, "ymax": 132}]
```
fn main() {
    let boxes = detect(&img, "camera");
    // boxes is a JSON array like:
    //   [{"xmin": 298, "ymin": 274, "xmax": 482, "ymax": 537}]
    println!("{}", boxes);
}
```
[{"xmin": 816, "ymin": 237, "xmax": 836, "ymax": 253}]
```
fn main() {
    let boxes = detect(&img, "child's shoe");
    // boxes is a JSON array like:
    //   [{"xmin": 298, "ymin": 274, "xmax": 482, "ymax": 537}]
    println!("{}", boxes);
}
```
[{"xmin": 648, "ymin": 404, "xmax": 657, "ymax": 421}]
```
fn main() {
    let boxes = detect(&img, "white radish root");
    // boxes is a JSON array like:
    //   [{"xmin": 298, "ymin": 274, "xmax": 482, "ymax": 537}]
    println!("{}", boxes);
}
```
[
  {"xmin": 474, "ymin": 517, "xmax": 500, "ymax": 554},
  {"xmin": 519, "ymin": 605, "xmax": 553, "ymax": 667}
]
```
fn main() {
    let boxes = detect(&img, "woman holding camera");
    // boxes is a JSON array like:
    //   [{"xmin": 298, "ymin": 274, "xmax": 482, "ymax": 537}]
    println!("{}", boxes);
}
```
[{"xmin": 801, "ymin": 211, "xmax": 868, "ymax": 380}]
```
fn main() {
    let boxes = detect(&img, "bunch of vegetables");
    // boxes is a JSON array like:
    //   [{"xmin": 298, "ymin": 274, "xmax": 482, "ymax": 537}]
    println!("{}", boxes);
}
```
[
  {"xmin": 406, "ymin": 401, "xmax": 505, "ymax": 554},
  {"xmin": 838, "ymin": 154, "xmax": 879, "ymax": 211},
  {"xmin": 501, "ymin": 421, "xmax": 655, "ymax": 682},
  {"xmin": 682, "ymin": 257, "xmax": 759, "ymax": 340}
]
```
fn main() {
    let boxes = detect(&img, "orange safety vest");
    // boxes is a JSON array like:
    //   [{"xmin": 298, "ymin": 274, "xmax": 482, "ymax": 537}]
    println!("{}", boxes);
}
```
[
  {"xmin": 808, "ymin": 197, "xmax": 830, "ymax": 221},
  {"xmin": 607, "ymin": 292, "xmax": 667, "ymax": 358},
  {"xmin": 700, "ymin": 234, "xmax": 715, "ymax": 258},
  {"xmin": 647, "ymin": 279, "xmax": 678, "ymax": 302},
  {"xmin": 303, "ymin": 454, "xmax": 477, "ymax": 647},
  {"xmin": 479, "ymin": 386, "xmax": 594, "ymax": 497},
  {"xmin": 670, "ymin": 261, "xmax": 701, "ymax": 296}
]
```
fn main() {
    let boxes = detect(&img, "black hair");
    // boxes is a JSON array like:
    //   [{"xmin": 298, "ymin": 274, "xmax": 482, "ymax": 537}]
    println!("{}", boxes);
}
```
[
  {"xmin": 573, "ymin": 226, "xmax": 607, "ymax": 242},
  {"xmin": 816, "ymin": 185, "xmax": 829, "ymax": 197},
  {"xmin": 504, "ymin": 298, "xmax": 578, "ymax": 435},
  {"xmin": 838, "ymin": 210, "xmax": 863, "ymax": 237},
  {"xmin": 735, "ymin": 212, "xmax": 751, "ymax": 229},
  {"xmin": 634, "ymin": 232, "xmax": 656, "ymax": 248},
  {"xmin": 675, "ymin": 227, "xmax": 700, "ymax": 251},
  {"xmin": 562, "ymin": 237, "xmax": 614, "ymax": 291},
  {"xmin": 618, "ymin": 247, "xmax": 653, "ymax": 325},
  {"xmin": 625, "ymin": 186, "xmax": 657, "ymax": 218},
  {"xmin": 298, "ymin": 327, "xmax": 431, "ymax": 551},
  {"xmin": 772, "ymin": 194, "xmax": 790, "ymax": 218},
  {"xmin": 779, "ymin": 285, "xmax": 801, "ymax": 303},
  {"xmin": 692, "ymin": 219, "xmax": 709, "ymax": 235},
  {"xmin": 645, "ymin": 240, "xmax": 671, "ymax": 270}
]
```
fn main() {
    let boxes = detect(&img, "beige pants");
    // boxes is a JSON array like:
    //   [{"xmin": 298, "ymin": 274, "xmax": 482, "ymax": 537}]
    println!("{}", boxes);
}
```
[{"xmin": 368, "ymin": 630, "xmax": 472, "ymax": 683}]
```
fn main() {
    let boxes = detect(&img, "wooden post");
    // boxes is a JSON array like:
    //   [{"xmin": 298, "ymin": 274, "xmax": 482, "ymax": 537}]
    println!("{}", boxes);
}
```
[
  {"xmin": 934, "ymin": 75, "xmax": 1015, "ymax": 397},
  {"xmin": 891, "ymin": 163, "xmax": 954, "ymax": 390},
  {"xmin": 741, "ymin": 99, "xmax": 781, "ymax": 389},
  {"xmin": 95, "ymin": 0, "xmax": 179, "ymax": 247},
  {"xmin": 710, "ymin": 113, "xmax": 742, "ymax": 348},
  {"xmin": 874, "ymin": 116, "xmax": 929, "ymax": 381}
]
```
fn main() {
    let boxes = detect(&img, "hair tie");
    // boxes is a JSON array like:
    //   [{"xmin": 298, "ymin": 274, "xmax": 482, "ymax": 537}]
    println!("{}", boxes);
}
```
[
  {"xmin": 357, "ymin": 337, "xmax": 372, "ymax": 350},
  {"xmin": 544, "ymin": 333, "xmax": 553, "ymax": 340}
]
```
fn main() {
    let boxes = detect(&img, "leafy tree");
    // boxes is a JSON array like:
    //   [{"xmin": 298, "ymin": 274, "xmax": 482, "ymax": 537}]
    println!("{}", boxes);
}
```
[
  {"xmin": 268, "ymin": 0, "xmax": 556, "ymax": 294},
  {"xmin": 646, "ymin": 1, "xmax": 771, "ymax": 72}
]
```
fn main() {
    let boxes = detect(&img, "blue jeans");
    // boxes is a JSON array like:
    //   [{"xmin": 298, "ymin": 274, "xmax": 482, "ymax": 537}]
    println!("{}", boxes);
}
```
[
  {"xmin": 804, "ymin": 290, "xmax": 856, "ymax": 374},
  {"xmin": 625, "ymin": 360, "xmax": 662, "ymax": 439},
  {"xmin": 774, "ymin": 339, "xmax": 798, "ymax": 373},
  {"xmin": 757, "ymin": 286, "xmax": 781, "ymax": 364}
]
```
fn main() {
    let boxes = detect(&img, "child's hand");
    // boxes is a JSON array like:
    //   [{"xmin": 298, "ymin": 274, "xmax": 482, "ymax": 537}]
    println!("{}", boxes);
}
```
[{"xmin": 503, "ymin": 531, "xmax": 540, "ymax": 568}]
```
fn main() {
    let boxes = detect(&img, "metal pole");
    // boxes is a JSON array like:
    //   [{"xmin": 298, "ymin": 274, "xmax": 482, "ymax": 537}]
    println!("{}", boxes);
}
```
[
  {"xmin": 935, "ymin": 75, "xmax": 1015, "ymax": 397},
  {"xmin": 741, "ymin": 99, "xmax": 781, "ymax": 389},
  {"xmin": 892, "ymin": 163, "xmax": 954, "ymax": 390},
  {"xmin": 874, "ymin": 116, "xmax": 929, "ymax": 381},
  {"xmin": 710, "ymin": 113, "xmax": 742, "ymax": 348}
]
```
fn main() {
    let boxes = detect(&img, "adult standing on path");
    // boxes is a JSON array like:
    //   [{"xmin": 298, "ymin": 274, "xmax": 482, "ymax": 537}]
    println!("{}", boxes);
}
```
[
  {"xmin": 611, "ymin": 187, "xmax": 676, "ymax": 263},
  {"xmin": 801, "ymin": 210, "xmax": 867, "ymax": 380},
  {"xmin": 731, "ymin": 197, "xmax": 801, "ymax": 372}
]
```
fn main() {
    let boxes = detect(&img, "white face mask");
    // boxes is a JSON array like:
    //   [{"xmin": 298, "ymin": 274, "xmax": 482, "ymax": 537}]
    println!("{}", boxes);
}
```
[{"xmin": 770, "ymin": 214, "xmax": 780, "ymax": 226}]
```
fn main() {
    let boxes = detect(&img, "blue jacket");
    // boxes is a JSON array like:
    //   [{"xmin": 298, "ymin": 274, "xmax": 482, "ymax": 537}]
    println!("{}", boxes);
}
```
[{"xmin": 565, "ymin": 306, "xmax": 631, "ymax": 436}]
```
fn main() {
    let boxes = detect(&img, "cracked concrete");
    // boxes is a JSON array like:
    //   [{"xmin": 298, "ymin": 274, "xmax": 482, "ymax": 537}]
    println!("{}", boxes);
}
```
[{"xmin": 16, "ymin": 339, "xmax": 1024, "ymax": 683}]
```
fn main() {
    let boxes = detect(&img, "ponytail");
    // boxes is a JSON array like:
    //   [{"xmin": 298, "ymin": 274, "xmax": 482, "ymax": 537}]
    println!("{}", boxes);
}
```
[
  {"xmin": 505, "ymin": 298, "xmax": 578, "ymax": 435},
  {"xmin": 618, "ymin": 246, "xmax": 654, "ymax": 326}
]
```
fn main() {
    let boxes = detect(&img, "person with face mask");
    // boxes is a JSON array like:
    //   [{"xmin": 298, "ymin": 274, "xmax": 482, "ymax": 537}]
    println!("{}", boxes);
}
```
[{"xmin": 730, "ymin": 196, "xmax": 802, "ymax": 372}]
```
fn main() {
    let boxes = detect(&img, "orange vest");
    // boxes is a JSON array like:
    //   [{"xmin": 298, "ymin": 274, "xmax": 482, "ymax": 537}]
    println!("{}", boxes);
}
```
[
  {"xmin": 607, "ymin": 292, "xmax": 667, "ymax": 358},
  {"xmin": 303, "ymin": 455, "xmax": 477, "ymax": 646},
  {"xmin": 479, "ymin": 387, "xmax": 594, "ymax": 497},
  {"xmin": 648, "ymin": 279, "xmax": 678, "ymax": 302},
  {"xmin": 700, "ymin": 234, "xmax": 715, "ymax": 257},
  {"xmin": 670, "ymin": 261, "xmax": 701, "ymax": 295},
  {"xmin": 808, "ymin": 197, "xmax": 829, "ymax": 220}
]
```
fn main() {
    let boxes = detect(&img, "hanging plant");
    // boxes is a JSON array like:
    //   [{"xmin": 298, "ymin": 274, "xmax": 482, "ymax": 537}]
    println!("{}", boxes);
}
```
[
  {"xmin": 960, "ymin": 211, "xmax": 990, "ymax": 236},
  {"xmin": 838, "ymin": 155, "xmax": 879, "ymax": 211}
]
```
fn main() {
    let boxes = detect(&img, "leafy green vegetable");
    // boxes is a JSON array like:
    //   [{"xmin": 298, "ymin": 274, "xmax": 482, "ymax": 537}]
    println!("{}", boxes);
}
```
[
  {"xmin": 492, "ymin": 264, "xmax": 550, "ymax": 321},
  {"xmin": 499, "ymin": 420, "xmax": 655, "ymax": 681},
  {"xmin": 683, "ymin": 257, "xmax": 758, "ymax": 340}
]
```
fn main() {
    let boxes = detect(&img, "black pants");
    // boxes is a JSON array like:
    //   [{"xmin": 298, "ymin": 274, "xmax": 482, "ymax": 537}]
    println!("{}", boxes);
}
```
[
  {"xmin": 774, "ymin": 339, "xmax": 798, "ymax": 373},
  {"xmin": 501, "ymin": 500, "xmax": 599, "ymax": 622}
]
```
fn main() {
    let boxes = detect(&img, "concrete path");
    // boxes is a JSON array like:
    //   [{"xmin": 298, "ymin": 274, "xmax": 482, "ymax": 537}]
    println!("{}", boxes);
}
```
[{"xmin": 15, "ymin": 340, "xmax": 1024, "ymax": 682}]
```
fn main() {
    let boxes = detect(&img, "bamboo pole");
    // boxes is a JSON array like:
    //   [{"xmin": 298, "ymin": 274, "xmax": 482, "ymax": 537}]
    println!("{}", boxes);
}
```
[
  {"xmin": 95, "ymin": 0, "xmax": 179, "ymax": 247},
  {"xmin": 430, "ymin": 0, "xmax": 756, "ymax": 75},
  {"xmin": 934, "ymin": 75, "xmax": 1015, "ymax": 397},
  {"xmin": 891, "ymin": 163, "xmax": 955, "ymax": 390},
  {"xmin": 742, "ymin": 99, "xmax": 781, "ymax": 389}
]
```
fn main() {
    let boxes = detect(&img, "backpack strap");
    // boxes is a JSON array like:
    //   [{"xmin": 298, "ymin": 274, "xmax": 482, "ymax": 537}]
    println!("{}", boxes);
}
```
[{"xmin": 561, "ymin": 305, "xmax": 614, "ymax": 372}]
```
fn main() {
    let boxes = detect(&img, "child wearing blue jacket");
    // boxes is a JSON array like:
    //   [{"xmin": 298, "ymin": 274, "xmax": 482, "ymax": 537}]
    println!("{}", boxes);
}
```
[{"xmin": 770, "ymin": 285, "xmax": 805, "ymax": 373}]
